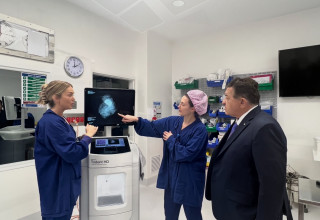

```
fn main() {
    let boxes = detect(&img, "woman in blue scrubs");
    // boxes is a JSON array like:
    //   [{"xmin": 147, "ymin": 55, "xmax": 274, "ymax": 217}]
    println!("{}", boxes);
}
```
[
  {"xmin": 34, "ymin": 80, "xmax": 98, "ymax": 220},
  {"xmin": 119, "ymin": 90, "xmax": 208, "ymax": 220}
]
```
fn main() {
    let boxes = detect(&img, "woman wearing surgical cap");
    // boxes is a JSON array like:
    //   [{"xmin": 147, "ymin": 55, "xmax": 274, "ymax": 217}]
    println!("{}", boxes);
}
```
[{"xmin": 119, "ymin": 90, "xmax": 208, "ymax": 220}]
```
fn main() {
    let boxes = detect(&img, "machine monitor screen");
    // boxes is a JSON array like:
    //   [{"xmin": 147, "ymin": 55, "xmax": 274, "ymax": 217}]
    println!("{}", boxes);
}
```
[
  {"xmin": 1, "ymin": 96, "xmax": 21, "ymax": 120},
  {"xmin": 95, "ymin": 138, "xmax": 125, "ymax": 148},
  {"xmin": 90, "ymin": 137, "xmax": 130, "ymax": 154},
  {"xmin": 84, "ymin": 88, "xmax": 135, "ymax": 127}
]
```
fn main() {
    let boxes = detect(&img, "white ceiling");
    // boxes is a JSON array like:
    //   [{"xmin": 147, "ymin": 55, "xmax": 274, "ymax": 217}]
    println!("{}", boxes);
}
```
[{"xmin": 65, "ymin": 0, "xmax": 320, "ymax": 41}]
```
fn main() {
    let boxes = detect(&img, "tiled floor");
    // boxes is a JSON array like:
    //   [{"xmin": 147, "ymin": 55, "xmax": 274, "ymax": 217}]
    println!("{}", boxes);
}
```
[
  {"xmin": 139, "ymin": 183, "xmax": 320, "ymax": 220},
  {"xmin": 139, "ymin": 183, "xmax": 213, "ymax": 220},
  {"xmin": 25, "ymin": 183, "xmax": 320, "ymax": 219}
]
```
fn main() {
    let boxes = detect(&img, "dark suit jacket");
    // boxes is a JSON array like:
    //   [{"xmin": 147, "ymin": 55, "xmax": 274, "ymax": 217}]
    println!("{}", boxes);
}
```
[{"xmin": 205, "ymin": 106, "xmax": 292, "ymax": 220}]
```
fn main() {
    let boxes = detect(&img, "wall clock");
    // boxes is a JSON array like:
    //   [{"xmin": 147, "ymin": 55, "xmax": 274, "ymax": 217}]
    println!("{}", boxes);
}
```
[{"xmin": 64, "ymin": 56, "xmax": 84, "ymax": 78}]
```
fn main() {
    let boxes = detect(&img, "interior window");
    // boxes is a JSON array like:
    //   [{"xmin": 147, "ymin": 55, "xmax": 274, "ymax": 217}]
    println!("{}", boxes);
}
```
[{"xmin": 0, "ymin": 69, "xmax": 46, "ymax": 165}]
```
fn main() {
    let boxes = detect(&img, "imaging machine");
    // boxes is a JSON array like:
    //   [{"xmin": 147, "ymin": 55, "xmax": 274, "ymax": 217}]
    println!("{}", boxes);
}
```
[
  {"xmin": 80, "ymin": 136, "xmax": 140, "ymax": 220},
  {"xmin": 80, "ymin": 88, "xmax": 140, "ymax": 220}
]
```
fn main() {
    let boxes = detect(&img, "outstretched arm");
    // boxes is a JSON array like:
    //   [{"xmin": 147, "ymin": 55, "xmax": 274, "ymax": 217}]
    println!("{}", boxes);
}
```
[{"xmin": 118, "ymin": 113, "xmax": 139, "ymax": 123}]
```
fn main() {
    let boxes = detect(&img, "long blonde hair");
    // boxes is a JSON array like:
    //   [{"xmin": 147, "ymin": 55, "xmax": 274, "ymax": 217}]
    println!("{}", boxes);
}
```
[{"xmin": 36, "ymin": 80, "xmax": 73, "ymax": 108}]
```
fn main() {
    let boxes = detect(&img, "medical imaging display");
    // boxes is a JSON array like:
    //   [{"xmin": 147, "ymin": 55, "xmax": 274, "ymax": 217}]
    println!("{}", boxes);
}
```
[
  {"xmin": 95, "ymin": 138, "xmax": 125, "ymax": 148},
  {"xmin": 85, "ymin": 88, "xmax": 135, "ymax": 127}
]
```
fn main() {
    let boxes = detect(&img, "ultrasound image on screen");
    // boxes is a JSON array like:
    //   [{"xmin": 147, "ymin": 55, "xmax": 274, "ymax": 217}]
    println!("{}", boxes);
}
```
[
  {"xmin": 99, "ymin": 95, "xmax": 116, "ymax": 118},
  {"xmin": 85, "ymin": 88, "xmax": 135, "ymax": 127}
]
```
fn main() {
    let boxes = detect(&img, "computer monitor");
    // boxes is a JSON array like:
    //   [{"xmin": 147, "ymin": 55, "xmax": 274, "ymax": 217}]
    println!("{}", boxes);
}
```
[
  {"xmin": 84, "ymin": 88, "xmax": 135, "ymax": 127},
  {"xmin": 1, "ymin": 96, "xmax": 21, "ymax": 120}
]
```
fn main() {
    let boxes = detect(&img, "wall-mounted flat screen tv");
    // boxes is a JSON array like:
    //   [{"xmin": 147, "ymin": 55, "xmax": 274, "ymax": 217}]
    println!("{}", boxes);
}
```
[
  {"xmin": 84, "ymin": 88, "xmax": 135, "ymax": 127},
  {"xmin": 279, "ymin": 44, "xmax": 320, "ymax": 97}
]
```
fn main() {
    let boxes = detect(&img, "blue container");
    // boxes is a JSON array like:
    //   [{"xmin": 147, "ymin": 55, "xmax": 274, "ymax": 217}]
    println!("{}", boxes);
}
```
[
  {"xmin": 209, "ymin": 110, "xmax": 218, "ymax": 117},
  {"xmin": 207, "ymin": 139, "xmax": 219, "ymax": 148},
  {"xmin": 216, "ymin": 122, "xmax": 230, "ymax": 132},
  {"xmin": 262, "ymin": 106, "xmax": 273, "ymax": 115},
  {"xmin": 207, "ymin": 77, "xmax": 232, "ymax": 87}
]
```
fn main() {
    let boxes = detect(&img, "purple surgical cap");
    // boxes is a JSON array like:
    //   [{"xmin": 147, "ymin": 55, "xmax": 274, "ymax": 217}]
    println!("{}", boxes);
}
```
[{"xmin": 187, "ymin": 90, "xmax": 208, "ymax": 116}]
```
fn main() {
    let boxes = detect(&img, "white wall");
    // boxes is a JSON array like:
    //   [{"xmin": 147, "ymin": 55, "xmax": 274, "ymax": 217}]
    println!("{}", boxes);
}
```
[
  {"xmin": 132, "ymin": 31, "xmax": 172, "ymax": 184},
  {"xmin": 172, "ymin": 7, "xmax": 320, "ymax": 179},
  {"xmin": 145, "ymin": 31, "xmax": 172, "ymax": 183}
]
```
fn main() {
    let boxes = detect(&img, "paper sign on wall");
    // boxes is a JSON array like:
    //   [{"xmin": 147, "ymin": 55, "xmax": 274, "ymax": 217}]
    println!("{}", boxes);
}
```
[
  {"xmin": 21, "ymin": 73, "xmax": 46, "ymax": 106},
  {"xmin": 153, "ymin": 101, "xmax": 162, "ymax": 120}
]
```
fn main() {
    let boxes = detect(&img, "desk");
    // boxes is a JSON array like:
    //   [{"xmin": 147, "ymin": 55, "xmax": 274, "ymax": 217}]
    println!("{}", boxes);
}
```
[{"xmin": 298, "ymin": 178, "xmax": 320, "ymax": 220}]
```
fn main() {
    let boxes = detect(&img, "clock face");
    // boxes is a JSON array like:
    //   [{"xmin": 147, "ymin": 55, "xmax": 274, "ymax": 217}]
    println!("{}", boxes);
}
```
[
  {"xmin": 64, "ymin": 56, "xmax": 84, "ymax": 78},
  {"xmin": 0, "ymin": 21, "xmax": 15, "ymax": 48}
]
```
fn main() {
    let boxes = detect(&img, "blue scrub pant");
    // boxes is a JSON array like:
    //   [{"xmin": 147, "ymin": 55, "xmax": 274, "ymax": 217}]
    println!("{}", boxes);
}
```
[
  {"xmin": 42, "ymin": 210, "xmax": 73, "ymax": 220},
  {"xmin": 164, "ymin": 189, "xmax": 202, "ymax": 220}
]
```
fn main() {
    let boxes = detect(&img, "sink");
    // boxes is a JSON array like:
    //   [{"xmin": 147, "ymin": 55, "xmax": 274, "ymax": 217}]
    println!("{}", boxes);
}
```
[{"xmin": 0, "ymin": 126, "xmax": 35, "ymax": 140}]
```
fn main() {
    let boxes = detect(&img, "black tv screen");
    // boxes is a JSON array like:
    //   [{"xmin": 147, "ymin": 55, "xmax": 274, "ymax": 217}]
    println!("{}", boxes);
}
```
[
  {"xmin": 279, "ymin": 44, "xmax": 320, "ymax": 97},
  {"xmin": 84, "ymin": 88, "xmax": 135, "ymax": 127}
]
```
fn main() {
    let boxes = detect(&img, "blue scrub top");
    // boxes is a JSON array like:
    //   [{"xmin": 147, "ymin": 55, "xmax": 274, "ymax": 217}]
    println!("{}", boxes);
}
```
[
  {"xmin": 135, "ymin": 116, "xmax": 208, "ymax": 207},
  {"xmin": 34, "ymin": 109, "xmax": 91, "ymax": 218}
]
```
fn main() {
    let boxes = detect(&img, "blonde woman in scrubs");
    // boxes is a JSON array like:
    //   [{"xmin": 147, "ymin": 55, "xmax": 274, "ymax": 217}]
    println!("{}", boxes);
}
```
[{"xmin": 34, "ymin": 80, "xmax": 98, "ymax": 220}]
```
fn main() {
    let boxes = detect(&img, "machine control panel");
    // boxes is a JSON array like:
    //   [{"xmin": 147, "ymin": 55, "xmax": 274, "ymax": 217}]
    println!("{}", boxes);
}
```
[{"xmin": 90, "ymin": 137, "xmax": 131, "ymax": 154}]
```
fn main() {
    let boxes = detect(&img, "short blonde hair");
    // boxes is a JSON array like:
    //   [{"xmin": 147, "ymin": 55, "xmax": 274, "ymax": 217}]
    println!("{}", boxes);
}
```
[{"xmin": 36, "ymin": 80, "xmax": 73, "ymax": 108}]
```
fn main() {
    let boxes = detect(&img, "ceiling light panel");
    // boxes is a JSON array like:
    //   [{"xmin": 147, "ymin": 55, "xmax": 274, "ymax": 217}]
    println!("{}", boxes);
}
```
[
  {"xmin": 120, "ymin": 1, "xmax": 163, "ymax": 32},
  {"xmin": 172, "ymin": 0, "xmax": 185, "ymax": 7},
  {"xmin": 94, "ymin": 0, "xmax": 138, "ymax": 14},
  {"xmin": 161, "ymin": 0, "xmax": 207, "ymax": 15}
]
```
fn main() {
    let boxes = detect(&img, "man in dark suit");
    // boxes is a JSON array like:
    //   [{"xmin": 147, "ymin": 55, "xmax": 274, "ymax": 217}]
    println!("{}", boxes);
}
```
[{"xmin": 205, "ymin": 77, "xmax": 292, "ymax": 220}]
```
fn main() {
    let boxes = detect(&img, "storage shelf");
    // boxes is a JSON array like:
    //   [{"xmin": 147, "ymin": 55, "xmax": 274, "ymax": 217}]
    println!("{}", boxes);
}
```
[
  {"xmin": 258, "ymin": 80, "xmax": 274, "ymax": 91},
  {"xmin": 206, "ymin": 126, "xmax": 217, "ymax": 133},
  {"xmin": 174, "ymin": 80, "xmax": 199, "ymax": 89},
  {"xmin": 208, "ymin": 96, "xmax": 220, "ymax": 103}
]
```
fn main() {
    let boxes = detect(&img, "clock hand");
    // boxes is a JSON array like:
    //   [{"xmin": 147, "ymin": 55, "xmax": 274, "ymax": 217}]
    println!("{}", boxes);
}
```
[{"xmin": 74, "ymin": 64, "xmax": 80, "ymax": 67}]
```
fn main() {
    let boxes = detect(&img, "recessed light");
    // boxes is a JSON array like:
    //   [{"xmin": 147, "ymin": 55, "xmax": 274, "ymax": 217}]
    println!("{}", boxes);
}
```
[{"xmin": 172, "ymin": 0, "xmax": 185, "ymax": 7}]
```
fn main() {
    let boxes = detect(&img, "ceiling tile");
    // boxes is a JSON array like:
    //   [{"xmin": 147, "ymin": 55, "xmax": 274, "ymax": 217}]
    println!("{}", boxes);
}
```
[
  {"xmin": 94, "ymin": 0, "xmax": 138, "ymax": 14},
  {"xmin": 120, "ymin": 1, "xmax": 163, "ymax": 32}
]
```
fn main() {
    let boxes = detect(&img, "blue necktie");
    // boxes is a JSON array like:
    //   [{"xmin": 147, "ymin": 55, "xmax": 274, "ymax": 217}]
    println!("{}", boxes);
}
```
[{"xmin": 228, "ymin": 122, "xmax": 238, "ymax": 139}]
